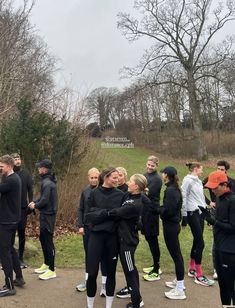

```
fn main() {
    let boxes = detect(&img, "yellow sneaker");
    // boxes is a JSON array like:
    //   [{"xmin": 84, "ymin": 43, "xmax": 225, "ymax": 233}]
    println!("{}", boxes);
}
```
[
  {"xmin": 39, "ymin": 270, "xmax": 56, "ymax": 280},
  {"xmin": 34, "ymin": 264, "xmax": 49, "ymax": 274}
]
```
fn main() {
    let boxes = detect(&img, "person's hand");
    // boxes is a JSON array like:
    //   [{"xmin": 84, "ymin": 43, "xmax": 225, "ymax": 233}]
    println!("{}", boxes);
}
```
[
  {"xmin": 181, "ymin": 216, "xmax": 188, "ymax": 228},
  {"xmin": 210, "ymin": 202, "xmax": 216, "ymax": 208},
  {"xmin": 78, "ymin": 227, "xmax": 85, "ymax": 235},
  {"xmin": 28, "ymin": 202, "xmax": 35, "ymax": 210},
  {"xmin": 198, "ymin": 206, "xmax": 216, "ymax": 225}
]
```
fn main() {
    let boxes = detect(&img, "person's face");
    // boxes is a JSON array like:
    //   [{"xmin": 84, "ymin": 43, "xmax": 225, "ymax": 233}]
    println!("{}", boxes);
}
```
[
  {"xmin": 14, "ymin": 157, "xmax": 22, "ymax": 167},
  {"xmin": 194, "ymin": 166, "xmax": 203, "ymax": 177},
  {"xmin": 212, "ymin": 183, "xmax": 227, "ymax": 197},
  {"xmin": 146, "ymin": 160, "xmax": 157, "ymax": 173},
  {"xmin": 0, "ymin": 162, "xmax": 12, "ymax": 176},
  {"xmin": 37, "ymin": 167, "xmax": 48, "ymax": 175},
  {"xmin": 104, "ymin": 171, "xmax": 119, "ymax": 187},
  {"xmin": 118, "ymin": 171, "xmax": 126, "ymax": 186},
  {"xmin": 88, "ymin": 172, "xmax": 99, "ymax": 187},
  {"xmin": 128, "ymin": 177, "xmax": 139, "ymax": 193},
  {"xmin": 161, "ymin": 172, "xmax": 168, "ymax": 183},
  {"xmin": 217, "ymin": 165, "xmax": 226, "ymax": 173}
]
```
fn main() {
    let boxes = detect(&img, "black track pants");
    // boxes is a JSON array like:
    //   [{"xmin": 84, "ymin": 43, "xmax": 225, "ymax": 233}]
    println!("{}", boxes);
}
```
[{"xmin": 144, "ymin": 235, "xmax": 160, "ymax": 272}]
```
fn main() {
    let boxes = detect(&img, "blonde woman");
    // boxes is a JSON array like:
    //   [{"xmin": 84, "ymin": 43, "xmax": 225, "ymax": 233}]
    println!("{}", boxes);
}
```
[{"xmin": 116, "ymin": 167, "xmax": 128, "ymax": 193}]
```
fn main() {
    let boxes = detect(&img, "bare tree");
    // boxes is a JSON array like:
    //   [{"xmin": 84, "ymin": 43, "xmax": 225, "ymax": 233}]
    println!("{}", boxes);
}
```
[{"xmin": 118, "ymin": 0, "xmax": 235, "ymax": 159}]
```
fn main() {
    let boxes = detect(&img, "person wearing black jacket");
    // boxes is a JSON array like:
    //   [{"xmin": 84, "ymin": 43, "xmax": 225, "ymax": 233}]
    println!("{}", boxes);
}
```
[
  {"xmin": 159, "ymin": 166, "xmax": 186, "ymax": 300},
  {"xmin": 11, "ymin": 153, "xmax": 33, "ymax": 269},
  {"xmin": 142, "ymin": 156, "xmax": 162, "ymax": 282},
  {"xmin": 85, "ymin": 167, "xmax": 124, "ymax": 308},
  {"xmin": 201, "ymin": 171, "xmax": 235, "ymax": 306},
  {"xmin": 117, "ymin": 167, "xmax": 128, "ymax": 193},
  {"xmin": 109, "ymin": 174, "xmax": 147, "ymax": 308},
  {"xmin": 0, "ymin": 155, "xmax": 24, "ymax": 297},
  {"xmin": 28, "ymin": 159, "xmax": 58, "ymax": 281}
]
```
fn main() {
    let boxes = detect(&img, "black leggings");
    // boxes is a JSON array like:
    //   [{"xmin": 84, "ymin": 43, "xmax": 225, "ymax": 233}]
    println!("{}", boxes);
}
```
[
  {"xmin": 163, "ymin": 222, "xmax": 184, "ymax": 280},
  {"xmin": 0, "ymin": 224, "xmax": 23, "ymax": 289},
  {"xmin": 39, "ymin": 228, "xmax": 55, "ymax": 271},
  {"xmin": 87, "ymin": 231, "xmax": 118, "ymax": 297},
  {"xmin": 144, "ymin": 235, "xmax": 160, "ymax": 272},
  {"xmin": 119, "ymin": 244, "xmax": 141, "ymax": 308},
  {"xmin": 187, "ymin": 211, "xmax": 205, "ymax": 264},
  {"xmin": 83, "ymin": 227, "xmax": 107, "ymax": 276},
  {"xmin": 17, "ymin": 208, "xmax": 28, "ymax": 260},
  {"xmin": 215, "ymin": 250, "xmax": 235, "ymax": 305}
]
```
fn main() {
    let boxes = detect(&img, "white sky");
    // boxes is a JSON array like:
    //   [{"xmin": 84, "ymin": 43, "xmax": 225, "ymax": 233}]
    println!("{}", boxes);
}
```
[
  {"xmin": 13, "ymin": 0, "xmax": 235, "ymax": 93},
  {"xmin": 28, "ymin": 0, "xmax": 150, "ymax": 92}
]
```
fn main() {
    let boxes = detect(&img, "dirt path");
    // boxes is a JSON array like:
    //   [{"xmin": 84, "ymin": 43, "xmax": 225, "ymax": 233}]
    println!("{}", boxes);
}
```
[{"xmin": 0, "ymin": 268, "xmax": 221, "ymax": 308}]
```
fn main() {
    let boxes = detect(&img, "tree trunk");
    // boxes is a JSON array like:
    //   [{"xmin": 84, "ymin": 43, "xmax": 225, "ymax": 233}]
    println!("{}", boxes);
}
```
[{"xmin": 187, "ymin": 71, "xmax": 207, "ymax": 160}]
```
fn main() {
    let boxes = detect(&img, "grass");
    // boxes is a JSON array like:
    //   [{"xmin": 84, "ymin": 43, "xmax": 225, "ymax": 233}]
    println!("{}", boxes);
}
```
[{"xmin": 24, "ymin": 144, "xmax": 235, "ymax": 274}]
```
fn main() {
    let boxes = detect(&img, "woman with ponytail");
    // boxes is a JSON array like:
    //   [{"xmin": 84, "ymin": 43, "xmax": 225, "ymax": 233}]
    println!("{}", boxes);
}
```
[{"xmin": 181, "ymin": 162, "xmax": 214, "ymax": 287}]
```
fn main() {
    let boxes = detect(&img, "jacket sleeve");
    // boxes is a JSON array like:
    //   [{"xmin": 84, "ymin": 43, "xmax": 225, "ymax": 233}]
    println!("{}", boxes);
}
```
[
  {"xmin": 0, "ymin": 177, "xmax": 12, "ymax": 193},
  {"xmin": 27, "ymin": 173, "xmax": 33, "ymax": 203},
  {"xmin": 215, "ymin": 198, "xmax": 235, "ymax": 234},
  {"xmin": 109, "ymin": 204, "xmax": 140, "ymax": 219},
  {"xmin": 35, "ymin": 181, "xmax": 51, "ymax": 209},
  {"xmin": 148, "ymin": 176, "xmax": 162, "ymax": 205},
  {"xmin": 181, "ymin": 178, "xmax": 190, "ymax": 217}
]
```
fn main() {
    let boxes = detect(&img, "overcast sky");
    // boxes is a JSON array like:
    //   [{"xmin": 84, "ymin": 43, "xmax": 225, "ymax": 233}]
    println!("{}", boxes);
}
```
[
  {"xmin": 13, "ymin": 0, "xmax": 234, "ymax": 93},
  {"xmin": 27, "ymin": 0, "xmax": 150, "ymax": 92}
]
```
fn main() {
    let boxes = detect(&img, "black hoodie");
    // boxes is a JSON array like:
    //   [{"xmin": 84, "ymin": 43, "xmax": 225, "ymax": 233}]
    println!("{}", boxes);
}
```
[{"xmin": 35, "ymin": 172, "xmax": 58, "ymax": 215}]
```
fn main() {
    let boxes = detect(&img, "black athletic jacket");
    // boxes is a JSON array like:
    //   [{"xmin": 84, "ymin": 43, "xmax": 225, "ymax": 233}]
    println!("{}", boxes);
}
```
[
  {"xmin": 34, "ymin": 172, "xmax": 58, "ymax": 215},
  {"xmin": 85, "ymin": 186, "xmax": 124, "ymax": 233},
  {"xmin": 109, "ymin": 193, "xmax": 145, "ymax": 247},
  {"xmin": 159, "ymin": 182, "xmax": 182, "ymax": 224},
  {"xmin": 214, "ymin": 191, "xmax": 235, "ymax": 253},
  {"xmin": 78, "ymin": 185, "xmax": 95, "ymax": 228},
  {"xmin": 14, "ymin": 168, "xmax": 33, "ymax": 208},
  {"xmin": 142, "ymin": 171, "xmax": 162, "ymax": 236},
  {"xmin": 0, "ymin": 173, "xmax": 21, "ymax": 224}
]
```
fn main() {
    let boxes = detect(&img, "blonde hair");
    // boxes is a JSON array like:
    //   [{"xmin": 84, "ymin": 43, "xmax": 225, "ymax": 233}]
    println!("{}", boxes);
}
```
[
  {"xmin": 116, "ymin": 167, "xmax": 128, "ymax": 182},
  {"xmin": 147, "ymin": 155, "xmax": 159, "ymax": 166},
  {"xmin": 88, "ymin": 167, "xmax": 100, "ymax": 176},
  {"xmin": 131, "ymin": 174, "xmax": 148, "ymax": 193}
]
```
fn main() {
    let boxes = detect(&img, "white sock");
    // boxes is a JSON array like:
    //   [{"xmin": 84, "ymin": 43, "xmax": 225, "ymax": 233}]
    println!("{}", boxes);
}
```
[
  {"xmin": 102, "ymin": 275, "xmax": 107, "ymax": 284},
  {"xmin": 85, "ymin": 272, "xmax": 88, "ymax": 281},
  {"xmin": 176, "ymin": 280, "xmax": 185, "ymax": 292},
  {"xmin": 87, "ymin": 296, "xmax": 95, "ymax": 308},
  {"xmin": 106, "ymin": 296, "xmax": 114, "ymax": 308}
]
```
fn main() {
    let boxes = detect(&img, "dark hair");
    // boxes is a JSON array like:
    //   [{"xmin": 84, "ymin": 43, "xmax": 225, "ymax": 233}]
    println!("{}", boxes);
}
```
[
  {"xmin": 217, "ymin": 160, "xmax": 230, "ymax": 171},
  {"xmin": 167, "ymin": 174, "xmax": 181, "ymax": 191},
  {"xmin": 98, "ymin": 167, "xmax": 117, "ymax": 186},
  {"xmin": 186, "ymin": 162, "xmax": 201, "ymax": 171}
]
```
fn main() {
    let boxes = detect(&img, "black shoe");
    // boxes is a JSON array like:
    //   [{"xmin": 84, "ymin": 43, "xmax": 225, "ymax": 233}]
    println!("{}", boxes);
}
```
[
  {"xmin": 0, "ymin": 286, "xmax": 16, "ymax": 297},
  {"xmin": 116, "ymin": 286, "xmax": 131, "ymax": 298},
  {"xmin": 126, "ymin": 299, "xmax": 144, "ymax": 308},
  {"xmin": 20, "ymin": 260, "xmax": 28, "ymax": 269},
  {"xmin": 13, "ymin": 277, "xmax": 26, "ymax": 287}
]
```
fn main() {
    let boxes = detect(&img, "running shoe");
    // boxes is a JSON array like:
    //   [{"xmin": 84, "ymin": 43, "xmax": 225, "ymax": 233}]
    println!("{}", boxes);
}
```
[
  {"xmin": 0, "ymin": 286, "xmax": 16, "ymax": 297},
  {"xmin": 34, "ymin": 264, "xmax": 49, "ymax": 274},
  {"xmin": 76, "ymin": 282, "xmax": 86, "ymax": 292},
  {"xmin": 194, "ymin": 275, "xmax": 214, "ymax": 286},
  {"xmin": 116, "ymin": 286, "xmax": 131, "ymax": 298},
  {"xmin": 143, "ymin": 270, "xmax": 160, "ymax": 281},
  {"xmin": 165, "ymin": 278, "xmax": 186, "ymax": 290},
  {"xmin": 39, "ymin": 269, "xmax": 56, "ymax": 280},
  {"xmin": 165, "ymin": 287, "xmax": 186, "ymax": 300},
  {"xmin": 143, "ymin": 266, "xmax": 162, "ymax": 275},
  {"xmin": 19, "ymin": 260, "xmax": 28, "ymax": 269},
  {"xmin": 13, "ymin": 277, "xmax": 26, "ymax": 287},
  {"xmin": 188, "ymin": 269, "xmax": 197, "ymax": 278}
]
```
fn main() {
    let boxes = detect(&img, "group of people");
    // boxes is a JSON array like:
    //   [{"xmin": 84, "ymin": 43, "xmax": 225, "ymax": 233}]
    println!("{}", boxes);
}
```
[
  {"xmin": 0, "ymin": 153, "xmax": 234, "ymax": 307},
  {"xmin": 77, "ymin": 156, "xmax": 235, "ymax": 308},
  {"xmin": 0, "ymin": 154, "xmax": 58, "ymax": 297}
]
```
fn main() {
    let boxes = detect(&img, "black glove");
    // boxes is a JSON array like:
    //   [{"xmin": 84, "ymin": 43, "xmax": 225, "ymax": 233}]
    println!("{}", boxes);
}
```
[
  {"xmin": 181, "ymin": 216, "xmax": 188, "ymax": 227},
  {"xmin": 198, "ymin": 206, "xmax": 216, "ymax": 225}
]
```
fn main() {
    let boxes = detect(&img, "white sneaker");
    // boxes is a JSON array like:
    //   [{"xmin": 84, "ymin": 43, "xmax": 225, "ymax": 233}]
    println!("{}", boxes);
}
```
[
  {"xmin": 76, "ymin": 282, "xmax": 86, "ymax": 292},
  {"xmin": 165, "ymin": 278, "xmax": 186, "ymax": 290},
  {"xmin": 165, "ymin": 288, "xmax": 186, "ymax": 300}
]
